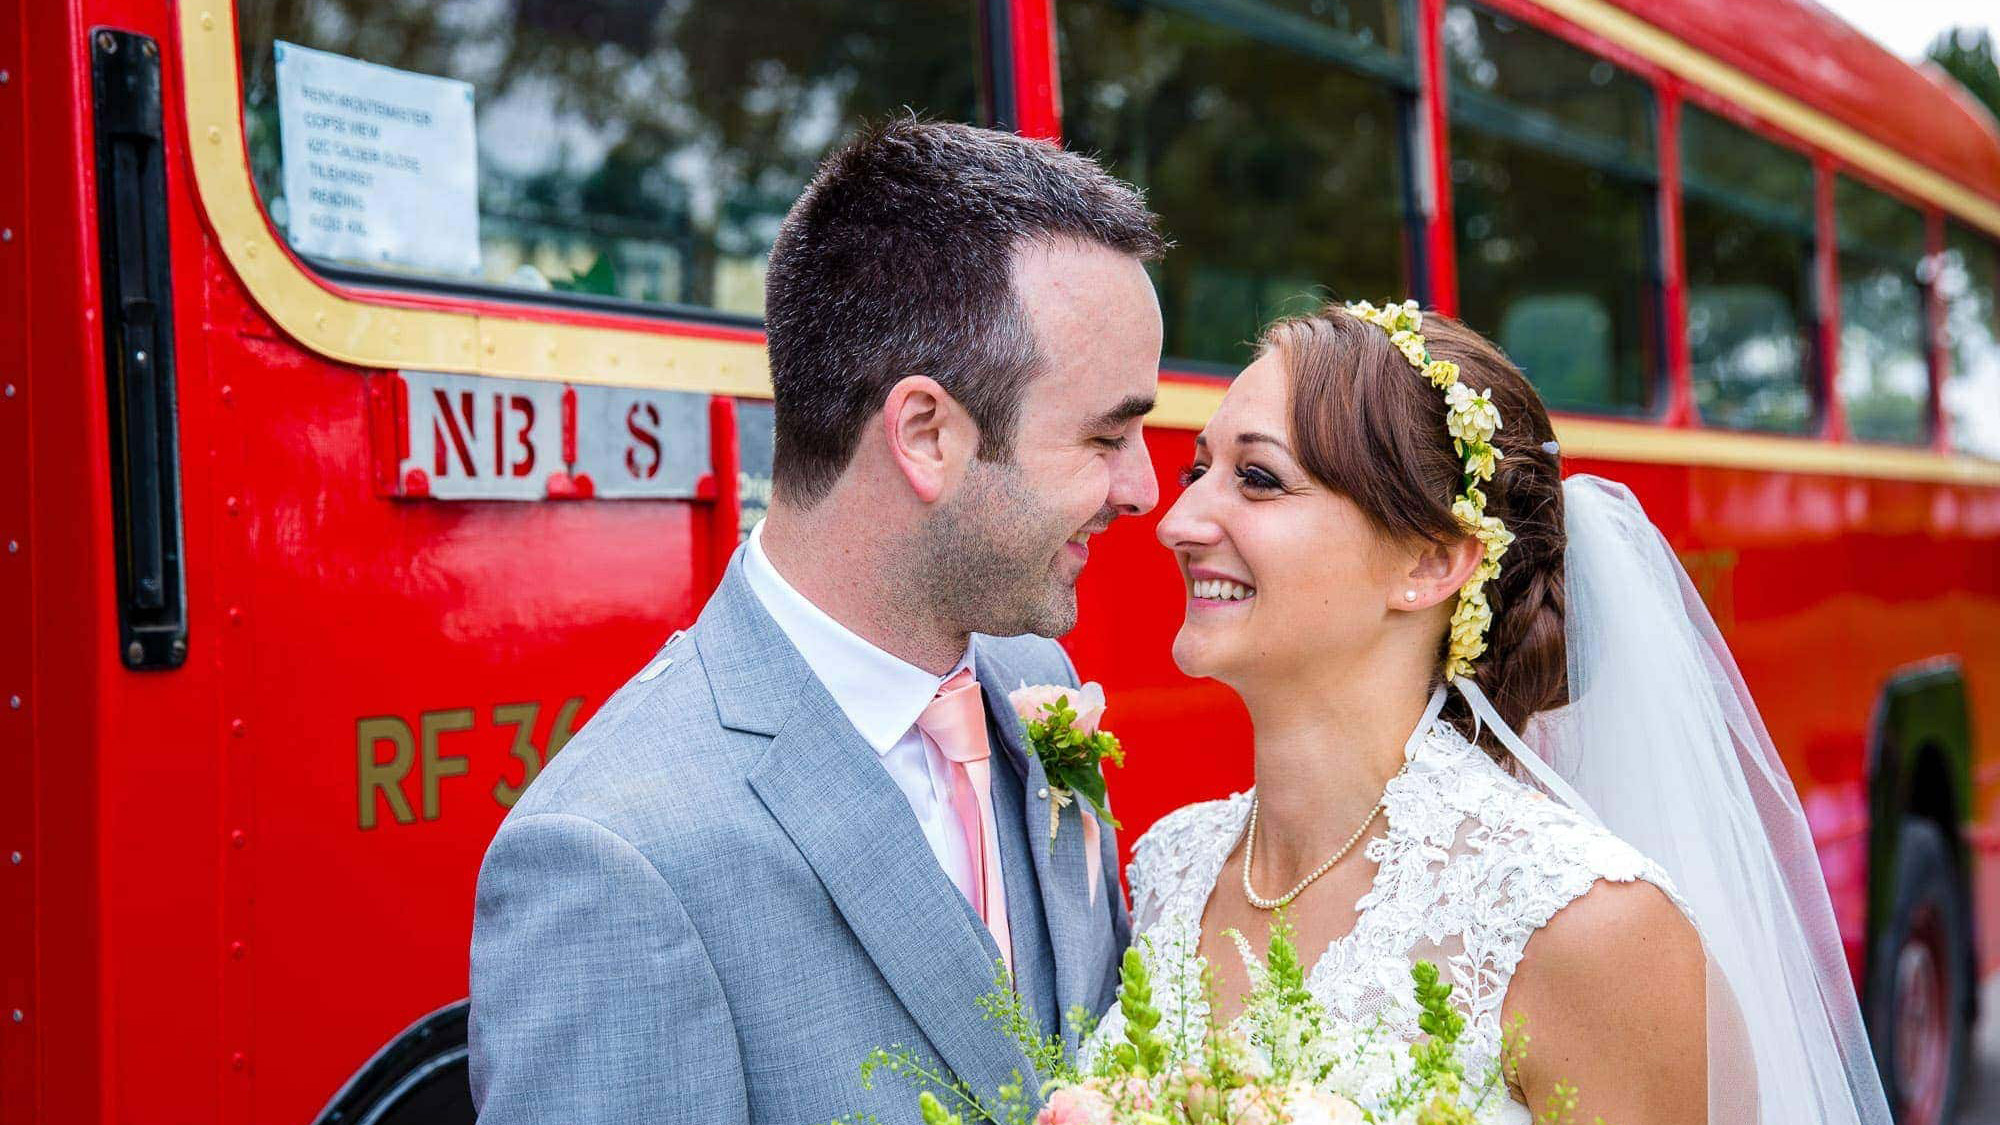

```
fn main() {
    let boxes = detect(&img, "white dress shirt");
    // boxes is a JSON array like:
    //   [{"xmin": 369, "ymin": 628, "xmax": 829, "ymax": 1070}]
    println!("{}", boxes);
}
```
[{"xmin": 743, "ymin": 520, "xmax": 1004, "ymax": 916}]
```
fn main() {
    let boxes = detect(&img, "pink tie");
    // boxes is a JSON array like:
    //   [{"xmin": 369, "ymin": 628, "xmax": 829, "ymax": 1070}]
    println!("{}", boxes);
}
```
[{"xmin": 917, "ymin": 668, "xmax": 1012, "ymax": 977}]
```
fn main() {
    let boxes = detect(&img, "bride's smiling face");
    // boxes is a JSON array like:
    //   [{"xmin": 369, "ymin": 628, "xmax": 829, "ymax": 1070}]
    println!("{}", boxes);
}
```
[{"xmin": 1156, "ymin": 351, "xmax": 1414, "ymax": 684}]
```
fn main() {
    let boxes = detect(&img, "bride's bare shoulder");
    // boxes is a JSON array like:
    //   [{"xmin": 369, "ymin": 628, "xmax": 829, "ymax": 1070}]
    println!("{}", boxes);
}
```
[{"xmin": 1504, "ymin": 878, "xmax": 1708, "ymax": 1121}]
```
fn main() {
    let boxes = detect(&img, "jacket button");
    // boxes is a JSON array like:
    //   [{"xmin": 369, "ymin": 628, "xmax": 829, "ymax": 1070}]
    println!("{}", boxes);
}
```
[{"xmin": 1036, "ymin": 787, "xmax": 1050, "ymax": 800}]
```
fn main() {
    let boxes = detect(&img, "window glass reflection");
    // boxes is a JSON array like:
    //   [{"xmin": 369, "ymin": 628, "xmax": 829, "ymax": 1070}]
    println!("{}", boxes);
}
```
[
  {"xmin": 1445, "ymin": 3, "xmax": 1659, "ymax": 413},
  {"xmin": 1941, "ymin": 224, "xmax": 2000, "ymax": 458},
  {"xmin": 1680, "ymin": 106, "xmax": 1816, "ymax": 433},
  {"xmin": 1059, "ymin": 0, "xmax": 1417, "ymax": 370},
  {"xmin": 238, "ymin": 0, "xmax": 983, "ymax": 317},
  {"xmin": 1834, "ymin": 177, "xmax": 1930, "ymax": 445}
]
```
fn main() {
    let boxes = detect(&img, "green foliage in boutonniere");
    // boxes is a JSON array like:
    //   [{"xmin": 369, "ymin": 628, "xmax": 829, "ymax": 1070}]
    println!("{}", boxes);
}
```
[{"xmin": 1008, "ymin": 682, "xmax": 1123, "ymax": 833}]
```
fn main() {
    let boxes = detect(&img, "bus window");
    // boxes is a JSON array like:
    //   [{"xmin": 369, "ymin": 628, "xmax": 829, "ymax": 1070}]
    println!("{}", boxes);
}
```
[
  {"xmin": 236, "ymin": 0, "xmax": 985, "ymax": 319},
  {"xmin": 1834, "ymin": 176, "xmax": 1931, "ymax": 445},
  {"xmin": 1058, "ymin": 0, "xmax": 1420, "ymax": 370},
  {"xmin": 1444, "ymin": 3, "xmax": 1659, "ymax": 415},
  {"xmin": 1680, "ymin": 105, "xmax": 1817, "ymax": 434},
  {"xmin": 1940, "ymin": 223, "xmax": 2000, "ymax": 458}
]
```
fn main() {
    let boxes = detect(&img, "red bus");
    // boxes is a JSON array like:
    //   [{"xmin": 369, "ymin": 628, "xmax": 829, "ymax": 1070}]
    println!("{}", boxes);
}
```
[{"xmin": 7, "ymin": 0, "xmax": 2000, "ymax": 1122}]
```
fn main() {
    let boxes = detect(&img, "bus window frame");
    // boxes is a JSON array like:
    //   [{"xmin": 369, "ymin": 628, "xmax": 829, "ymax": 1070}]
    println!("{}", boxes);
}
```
[
  {"xmin": 236, "ymin": 0, "xmax": 1016, "ymax": 336},
  {"xmin": 186, "ymin": 0, "xmax": 1021, "ymax": 402}
]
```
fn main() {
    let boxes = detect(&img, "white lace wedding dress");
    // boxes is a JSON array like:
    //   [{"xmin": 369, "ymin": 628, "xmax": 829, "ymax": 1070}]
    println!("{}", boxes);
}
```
[{"xmin": 1082, "ymin": 712, "xmax": 1689, "ymax": 1123}]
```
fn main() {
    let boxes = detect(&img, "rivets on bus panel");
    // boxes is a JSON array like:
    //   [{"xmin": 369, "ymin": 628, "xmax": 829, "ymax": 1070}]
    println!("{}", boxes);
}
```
[
  {"xmin": 0, "ymin": 70, "xmax": 10, "ymax": 84},
  {"xmin": 207, "ymin": 126, "xmax": 221, "ymax": 145},
  {"xmin": 10, "ymin": 1010, "xmax": 20, "ymax": 1023},
  {"xmin": 230, "ymin": 718, "xmax": 246, "ymax": 737},
  {"xmin": 231, "ymin": 1052, "xmax": 246, "ymax": 1071},
  {"xmin": 6, "ymin": 540, "xmax": 16, "ymax": 553},
  {"xmin": 227, "ymin": 605, "xmax": 242, "ymax": 625},
  {"xmin": 95, "ymin": 31, "xmax": 116, "ymax": 52},
  {"xmin": 230, "ymin": 941, "xmax": 245, "ymax": 960},
  {"xmin": 230, "ymin": 830, "xmax": 246, "ymax": 849},
  {"xmin": 219, "ymin": 384, "xmax": 233, "ymax": 404},
  {"xmin": 7, "ymin": 695, "xmax": 18, "ymax": 709},
  {"xmin": 1, "ymin": 229, "xmax": 12, "ymax": 243},
  {"xmin": 126, "ymin": 641, "xmax": 143, "ymax": 664},
  {"xmin": 3, "ymin": 384, "xmax": 14, "ymax": 397},
  {"xmin": 200, "ymin": 12, "xmax": 215, "ymax": 31},
  {"xmin": 225, "ymin": 496, "xmax": 240, "ymax": 516},
  {"xmin": 9, "ymin": 852, "xmax": 20, "ymax": 865}
]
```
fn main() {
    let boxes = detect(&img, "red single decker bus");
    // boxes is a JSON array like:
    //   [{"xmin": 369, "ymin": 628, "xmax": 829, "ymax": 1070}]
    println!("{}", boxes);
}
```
[{"xmin": 6, "ymin": 0, "xmax": 2000, "ymax": 1123}]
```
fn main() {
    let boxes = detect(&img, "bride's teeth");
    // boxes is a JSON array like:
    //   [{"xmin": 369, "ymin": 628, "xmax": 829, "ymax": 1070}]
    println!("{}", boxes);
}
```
[{"xmin": 1194, "ymin": 579, "xmax": 1255, "ymax": 601}]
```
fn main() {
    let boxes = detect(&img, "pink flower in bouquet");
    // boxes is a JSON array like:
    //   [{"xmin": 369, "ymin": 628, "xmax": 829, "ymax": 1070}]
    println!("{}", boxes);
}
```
[
  {"xmin": 1279, "ymin": 1082, "xmax": 1366, "ymax": 1125},
  {"xmin": 1225, "ymin": 1083, "xmax": 1285, "ymax": 1125},
  {"xmin": 1035, "ymin": 1083, "xmax": 1114, "ymax": 1125}
]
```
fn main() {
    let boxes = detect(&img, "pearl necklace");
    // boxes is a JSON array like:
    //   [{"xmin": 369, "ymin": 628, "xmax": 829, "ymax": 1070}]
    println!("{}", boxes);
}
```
[{"xmin": 1241, "ymin": 791, "xmax": 1387, "ymax": 911}]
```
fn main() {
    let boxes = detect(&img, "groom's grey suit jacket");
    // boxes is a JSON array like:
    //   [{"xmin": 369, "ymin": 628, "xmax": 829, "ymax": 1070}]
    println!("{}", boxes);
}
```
[{"xmin": 469, "ymin": 549, "xmax": 1129, "ymax": 1124}]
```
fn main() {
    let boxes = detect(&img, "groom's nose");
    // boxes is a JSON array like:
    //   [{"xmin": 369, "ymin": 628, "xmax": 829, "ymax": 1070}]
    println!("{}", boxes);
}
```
[{"xmin": 1106, "ymin": 433, "xmax": 1160, "ymax": 517}]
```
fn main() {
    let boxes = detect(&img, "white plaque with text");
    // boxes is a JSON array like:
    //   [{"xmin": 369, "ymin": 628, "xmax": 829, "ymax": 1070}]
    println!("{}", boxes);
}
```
[{"xmin": 274, "ymin": 41, "xmax": 481, "ymax": 276}]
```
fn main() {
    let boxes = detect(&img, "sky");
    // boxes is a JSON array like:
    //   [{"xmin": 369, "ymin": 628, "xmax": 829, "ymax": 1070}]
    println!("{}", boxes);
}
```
[{"xmin": 1815, "ymin": 0, "xmax": 1997, "ymax": 59}]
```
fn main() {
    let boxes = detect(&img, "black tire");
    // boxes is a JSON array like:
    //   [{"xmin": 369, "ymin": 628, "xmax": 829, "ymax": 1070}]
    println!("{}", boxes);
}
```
[
  {"xmin": 1868, "ymin": 818, "xmax": 1972, "ymax": 1125},
  {"xmin": 314, "ymin": 1001, "xmax": 474, "ymax": 1125}
]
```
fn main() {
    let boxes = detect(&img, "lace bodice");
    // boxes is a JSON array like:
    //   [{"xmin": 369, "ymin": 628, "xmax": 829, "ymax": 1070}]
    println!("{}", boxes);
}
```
[{"xmin": 1084, "ymin": 717, "xmax": 1687, "ymax": 1119}]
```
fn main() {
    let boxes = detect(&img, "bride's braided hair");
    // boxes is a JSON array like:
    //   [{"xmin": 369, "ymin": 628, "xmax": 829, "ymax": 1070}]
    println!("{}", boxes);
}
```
[{"xmin": 1260, "ymin": 304, "xmax": 1567, "ymax": 755}]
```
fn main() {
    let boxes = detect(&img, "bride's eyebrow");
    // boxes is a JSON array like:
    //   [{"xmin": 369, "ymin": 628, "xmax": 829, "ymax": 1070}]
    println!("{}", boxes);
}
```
[{"xmin": 1236, "ymin": 432, "xmax": 1295, "ymax": 457}]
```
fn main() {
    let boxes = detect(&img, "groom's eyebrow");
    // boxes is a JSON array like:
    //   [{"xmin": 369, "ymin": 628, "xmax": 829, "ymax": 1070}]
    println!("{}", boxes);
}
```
[{"xmin": 1081, "ymin": 395, "xmax": 1156, "ymax": 432}]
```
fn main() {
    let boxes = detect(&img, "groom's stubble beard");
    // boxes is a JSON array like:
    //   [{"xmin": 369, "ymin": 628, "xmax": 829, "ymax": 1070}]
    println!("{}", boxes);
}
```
[{"xmin": 916, "ymin": 457, "xmax": 1087, "ymax": 639}]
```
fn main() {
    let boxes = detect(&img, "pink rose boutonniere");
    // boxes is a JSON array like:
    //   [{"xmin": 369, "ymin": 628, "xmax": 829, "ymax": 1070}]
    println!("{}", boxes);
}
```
[{"xmin": 1009, "ymin": 681, "xmax": 1124, "ymax": 904}]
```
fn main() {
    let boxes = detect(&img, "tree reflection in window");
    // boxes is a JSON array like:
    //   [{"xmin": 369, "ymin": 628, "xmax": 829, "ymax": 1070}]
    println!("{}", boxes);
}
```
[
  {"xmin": 1680, "ymin": 105, "xmax": 1816, "ymax": 433},
  {"xmin": 1940, "ymin": 223, "xmax": 2000, "ymax": 458},
  {"xmin": 238, "ymin": 0, "xmax": 982, "ymax": 316},
  {"xmin": 1058, "ymin": 0, "xmax": 1419, "ymax": 370},
  {"xmin": 1444, "ymin": 4, "xmax": 1660, "ymax": 414},
  {"xmin": 1835, "ymin": 176, "xmax": 1930, "ymax": 445}
]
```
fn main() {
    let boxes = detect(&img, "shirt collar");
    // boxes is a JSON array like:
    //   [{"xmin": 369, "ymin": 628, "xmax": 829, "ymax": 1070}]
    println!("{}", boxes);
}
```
[{"xmin": 742, "ymin": 520, "xmax": 974, "ymax": 754}]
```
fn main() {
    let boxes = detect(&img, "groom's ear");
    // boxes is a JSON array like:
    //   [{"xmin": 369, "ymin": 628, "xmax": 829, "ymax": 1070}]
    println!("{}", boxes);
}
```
[{"xmin": 881, "ymin": 375, "xmax": 977, "ymax": 504}]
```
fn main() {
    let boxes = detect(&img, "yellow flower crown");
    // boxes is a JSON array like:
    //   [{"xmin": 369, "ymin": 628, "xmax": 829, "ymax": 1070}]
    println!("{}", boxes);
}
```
[{"xmin": 1344, "ymin": 300, "xmax": 1515, "ymax": 680}]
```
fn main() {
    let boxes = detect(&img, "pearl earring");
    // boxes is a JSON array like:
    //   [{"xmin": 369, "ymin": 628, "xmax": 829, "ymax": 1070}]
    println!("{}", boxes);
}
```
[{"xmin": 1403, "ymin": 590, "xmax": 1418, "ymax": 603}]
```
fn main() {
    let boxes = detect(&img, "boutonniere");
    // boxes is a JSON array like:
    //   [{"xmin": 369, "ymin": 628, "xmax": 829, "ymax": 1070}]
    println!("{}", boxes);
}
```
[{"xmin": 1008, "ymin": 681, "xmax": 1124, "ymax": 839}]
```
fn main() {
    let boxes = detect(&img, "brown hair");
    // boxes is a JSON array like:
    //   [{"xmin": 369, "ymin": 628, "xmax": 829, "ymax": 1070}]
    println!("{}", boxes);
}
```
[
  {"xmin": 1262, "ymin": 305, "xmax": 1567, "ymax": 752},
  {"xmin": 764, "ymin": 117, "xmax": 1167, "ymax": 509}
]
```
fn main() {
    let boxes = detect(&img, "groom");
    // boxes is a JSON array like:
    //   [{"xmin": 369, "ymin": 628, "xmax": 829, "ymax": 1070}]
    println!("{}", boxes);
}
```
[{"xmin": 468, "ymin": 118, "xmax": 1167, "ymax": 1123}]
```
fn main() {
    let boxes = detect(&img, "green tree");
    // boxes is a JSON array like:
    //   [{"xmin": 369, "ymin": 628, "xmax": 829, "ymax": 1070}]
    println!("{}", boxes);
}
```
[{"xmin": 1927, "ymin": 26, "xmax": 2000, "ymax": 126}]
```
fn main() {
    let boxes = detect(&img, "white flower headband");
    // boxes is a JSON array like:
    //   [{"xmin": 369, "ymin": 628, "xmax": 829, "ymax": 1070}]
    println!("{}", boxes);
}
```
[{"xmin": 1344, "ymin": 300, "xmax": 1515, "ymax": 680}]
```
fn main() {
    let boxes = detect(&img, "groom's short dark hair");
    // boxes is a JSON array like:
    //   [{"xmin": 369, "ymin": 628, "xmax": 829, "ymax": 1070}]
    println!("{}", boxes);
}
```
[{"xmin": 763, "ymin": 117, "xmax": 1166, "ymax": 509}]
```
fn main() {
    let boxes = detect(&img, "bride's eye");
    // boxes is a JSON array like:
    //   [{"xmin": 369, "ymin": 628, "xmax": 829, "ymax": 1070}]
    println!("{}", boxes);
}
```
[
  {"xmin": 1177, "ymin": 463, "xmax": 1207, "ymax": 487},
  {"xmin": 1237, "ymin": 466, "xmax": 1282, "ymax": 492}
]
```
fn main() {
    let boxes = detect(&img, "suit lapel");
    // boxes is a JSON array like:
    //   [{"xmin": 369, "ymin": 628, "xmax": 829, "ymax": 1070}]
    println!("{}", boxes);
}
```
[
  {"xmin": 974, "ymin": 642, "xmax": 1101, "ymax": 1032},
  {"xmin": 706, "ymin": 557, "xmax": 1031, "ymax": 1099}
]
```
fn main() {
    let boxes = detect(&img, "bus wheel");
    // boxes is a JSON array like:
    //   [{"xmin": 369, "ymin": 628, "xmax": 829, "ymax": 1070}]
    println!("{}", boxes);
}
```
[
  {"xmin": 1869, "ymin": 818, "xmax": 1969, "ymax": 1125},
  {"xmin": 314, "ymin": 1000, "xmax": 473, "ymax": 1125}
]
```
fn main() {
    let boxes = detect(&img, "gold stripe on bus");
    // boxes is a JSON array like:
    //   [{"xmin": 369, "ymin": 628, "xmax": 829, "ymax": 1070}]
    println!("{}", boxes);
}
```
[
  {"xmin": 1147, "ymin": 377, "xmax": 2000, "ymax": 485},
  {"xmin": 177, "ymin": 0, "xmax": 1999, "ymax": 401}
]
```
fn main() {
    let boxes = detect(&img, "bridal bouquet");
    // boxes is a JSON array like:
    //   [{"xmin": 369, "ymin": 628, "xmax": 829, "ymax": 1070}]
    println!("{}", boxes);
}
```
[{"xmin": 857, "ymin": 919, "xmax": 1582, "ymax": 1125}]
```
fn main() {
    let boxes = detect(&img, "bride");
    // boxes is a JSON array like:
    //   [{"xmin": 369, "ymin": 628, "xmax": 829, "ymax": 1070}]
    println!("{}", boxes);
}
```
[{"xmin": 1081, "ymin": 301, "xmax": 1890, "ymax": 1125}]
